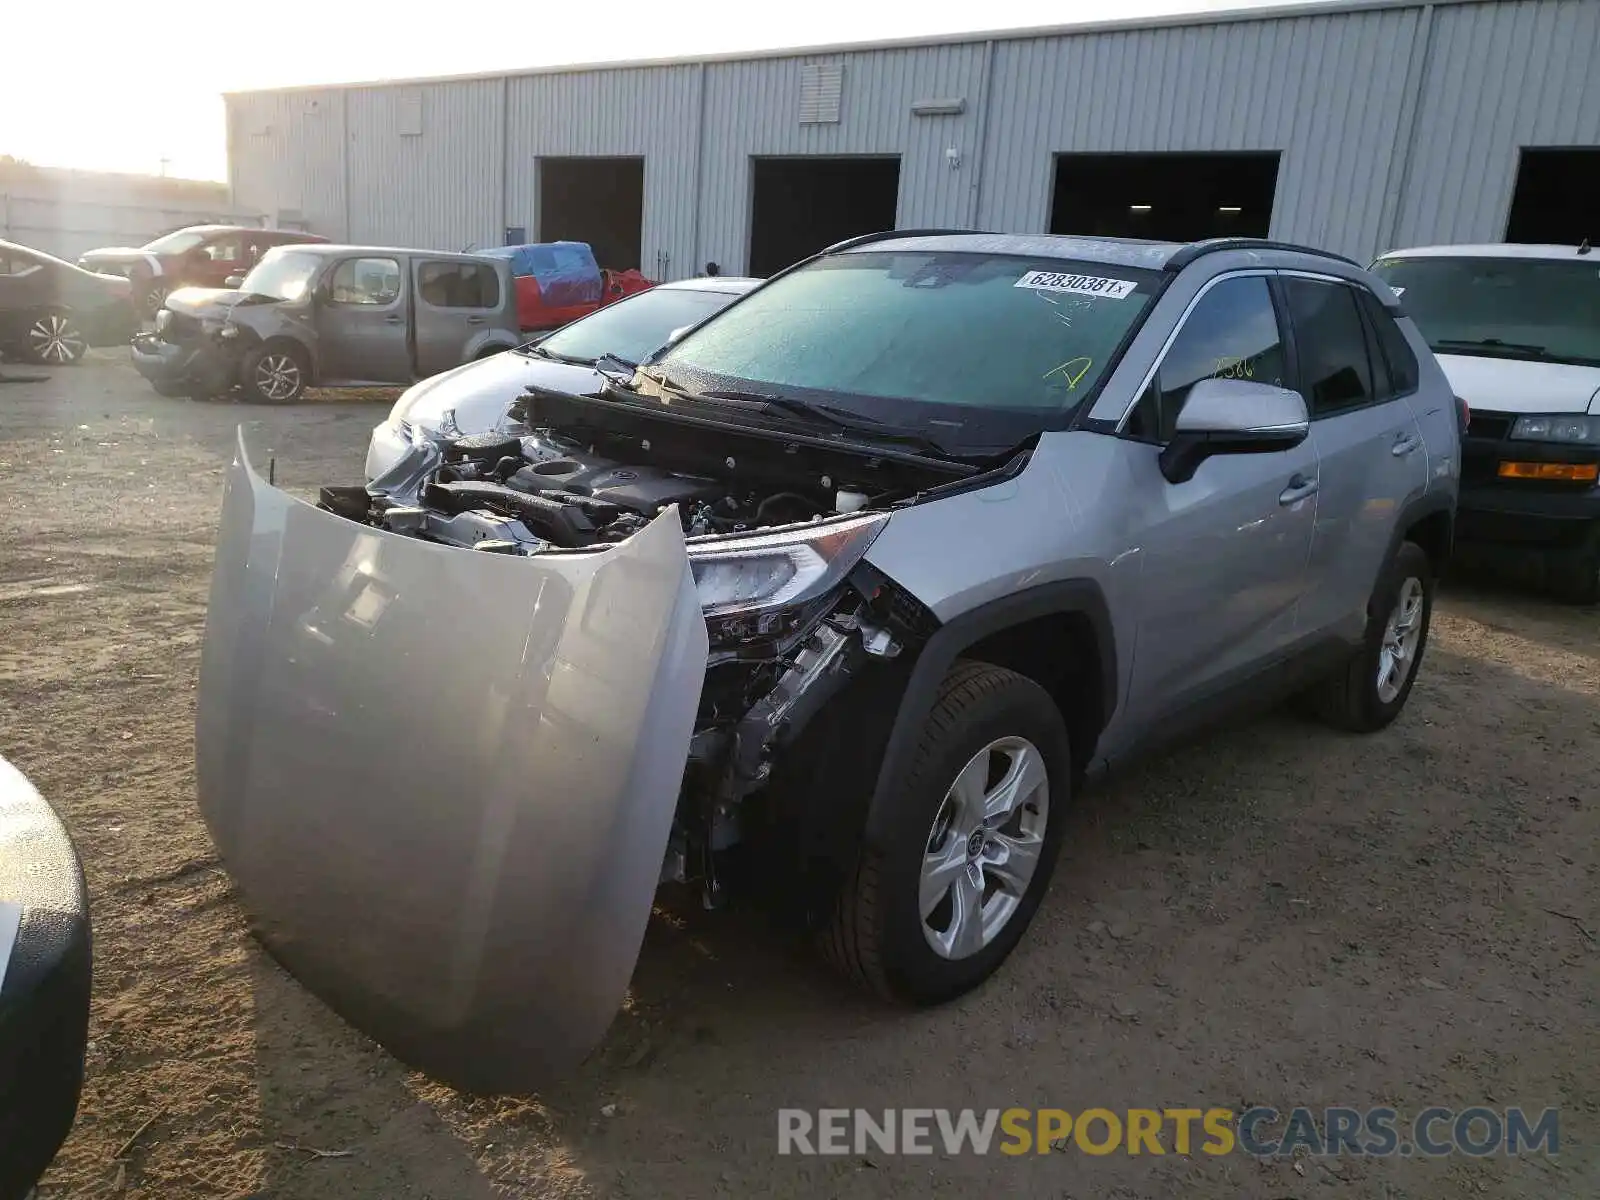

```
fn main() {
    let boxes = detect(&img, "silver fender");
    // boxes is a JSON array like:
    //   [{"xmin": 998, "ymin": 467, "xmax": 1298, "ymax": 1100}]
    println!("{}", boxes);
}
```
[{"xmin": 195, "ymin": 428, "xmax": 707, "ymax": 1092}]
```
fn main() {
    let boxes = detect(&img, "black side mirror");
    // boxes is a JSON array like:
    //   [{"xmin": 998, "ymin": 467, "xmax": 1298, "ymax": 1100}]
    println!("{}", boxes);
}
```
[{"xmin": 1158, "ymin": 378, "xmax": 1311, "ymax": 485}]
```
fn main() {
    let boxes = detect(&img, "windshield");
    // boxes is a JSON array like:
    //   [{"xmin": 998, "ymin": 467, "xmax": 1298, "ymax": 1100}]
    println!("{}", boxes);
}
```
[
  {"xmin": 1371, "ymin": 255, "xmax": 1600, "ymax": 368},
  {"xmin": 236, "ymin": 250, "xmax": 321, "ymax": 301},
  {"xmin": 655, "ymin": 251, "xmax": 1160, "ymax": 454},
  {"xmin": 141, "ymin": 229, "xmax": 208, "ymax": 255},
  {"xmin": 531, "ymin": 286, "xmax": 739, "ymax": 365}
]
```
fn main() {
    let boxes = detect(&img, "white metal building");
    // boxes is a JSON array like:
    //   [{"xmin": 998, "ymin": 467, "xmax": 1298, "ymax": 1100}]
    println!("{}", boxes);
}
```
[{"xmin": 225, "ymin": 0, "xmax": 1600, "ymax": 279}]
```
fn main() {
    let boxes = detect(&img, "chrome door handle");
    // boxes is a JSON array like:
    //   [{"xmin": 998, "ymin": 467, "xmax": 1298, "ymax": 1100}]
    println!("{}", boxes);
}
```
[
  {"xmin": 465, "ymin": 315, "xmax": 486, "ymax": 325},
  {"xmin": 1392, "ymin": 433, "xmax": 1421, "ymax": 456},
  {"xmin": 1279, "ymin": 474, "xmax": 1319, "ymax": 505},
  {"xmin": 384, "ymin": 314, "xmax": 404, "ymax": 325}
]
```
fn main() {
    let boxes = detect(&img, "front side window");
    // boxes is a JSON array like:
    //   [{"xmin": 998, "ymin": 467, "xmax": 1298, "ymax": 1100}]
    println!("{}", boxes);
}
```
[
  {"xmin": 1369, "ymin": 255, "xmax": 1600, "ymax": 369},
  {"xmin": 656, "ymin": 251, "xmax": 1161, "ymax": 455},
  {"xmin": 329, "ymin": 257, "xmax": 401, "ymax": 306},
  {"xmin": 534, "ymin": 286, "xmax": 738, "ymax": 366},
  {"xmin": 1126, "ymin": 275, "xmax": 1287, "ymax": 442},
  {"xmin": 1282, "ymin": 278, "xmax": 1375, "ymax": 418},
  {"xmin": 203, "ymin": 238, "xmax": 243, "ymax": 263}
]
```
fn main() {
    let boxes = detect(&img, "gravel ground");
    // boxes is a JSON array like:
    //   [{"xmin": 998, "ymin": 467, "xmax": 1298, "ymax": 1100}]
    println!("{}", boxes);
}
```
[{"xmin": 1, "ymin": 354, "xmax": 1595, "ymax": 1199}]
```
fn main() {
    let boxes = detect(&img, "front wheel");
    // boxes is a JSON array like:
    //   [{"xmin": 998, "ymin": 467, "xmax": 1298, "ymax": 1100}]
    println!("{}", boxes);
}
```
[
  {"xmin": 238, "ymin": 344, "xmax": 308, "ymax": 404},
  {"xmin": 142, "ymin": 280, "xmax": 169, "ymax": 320},
  {"xmin": 22, "ymin": 310, "xmax": 87, "ymax": 365},
  {"xmin": 822, "ymin": 661, "xmax": 1070, "ymax": 1005},
  {"xmin": 1305, "ymin": 540, "xmax": 1434, "ymax": 732}
]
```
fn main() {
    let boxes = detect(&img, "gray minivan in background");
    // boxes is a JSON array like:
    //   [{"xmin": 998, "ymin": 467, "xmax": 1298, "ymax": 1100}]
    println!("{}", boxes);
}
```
[{"xmin": 130, "ymin": 245, "xmax": 522, "ymax": 403}]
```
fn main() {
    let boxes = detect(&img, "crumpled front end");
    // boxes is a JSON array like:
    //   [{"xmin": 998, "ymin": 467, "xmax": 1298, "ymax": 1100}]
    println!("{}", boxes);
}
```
[{"xmin": 196, "ymin": 429, "xmax": 707, "ymax": 1092}]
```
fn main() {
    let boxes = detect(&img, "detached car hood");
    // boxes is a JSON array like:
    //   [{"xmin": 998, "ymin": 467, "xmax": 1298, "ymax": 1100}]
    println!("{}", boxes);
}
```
[
  {"xmin": 196, "ymin": 427, "xmax": 708, "ymax": 1091},
  {"xmin": 1436, "ymin": 353, "xmax": 1600, "ymax": 415},
  {"xmin": 394, "ymin": 351, "xmax": 609, "ymax": 435}
]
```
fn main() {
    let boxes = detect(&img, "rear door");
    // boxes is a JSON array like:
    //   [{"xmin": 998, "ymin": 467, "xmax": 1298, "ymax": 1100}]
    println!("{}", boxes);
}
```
[
  {"xmin": 414, "ymin": 259, "xmax": 502, "ymax": 376},
  {"xmin": 1283, "ymin": 274, "xmax": 1429, "ymax": 640},
  {"xmin": 318, "ymin": 255, "xmax": 413, "ymax": 383},
  {"xmin": 1121, "ymin": 272, "xmax": 1320, "ymax": 722},
  {"xmin": 0, "ymin": 250, "xmax": 52, "ymax": 341}
]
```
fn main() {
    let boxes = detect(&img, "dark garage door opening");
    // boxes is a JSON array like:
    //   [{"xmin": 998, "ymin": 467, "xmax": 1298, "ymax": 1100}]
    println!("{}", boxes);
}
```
[
  {"xmin": 538, "ymin": 157, "xmax": 644, "ymax": 272},
  {"xmin": 748, "ymin": 157, "xmax": 900, "ymax": 277},
  {"xmin": 1506, "ymin": 149, "xmax": 1600, "ymax": 245},
  {"xmin": 1050, "ymin": 152, "xmax": 1280, "ymax": 242}
]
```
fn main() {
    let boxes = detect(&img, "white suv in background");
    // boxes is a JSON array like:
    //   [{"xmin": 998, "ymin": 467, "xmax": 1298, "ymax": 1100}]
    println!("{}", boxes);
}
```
[{"xmin": 1371, "ymin": 243, "xmax": 1600, "ymax": 602}]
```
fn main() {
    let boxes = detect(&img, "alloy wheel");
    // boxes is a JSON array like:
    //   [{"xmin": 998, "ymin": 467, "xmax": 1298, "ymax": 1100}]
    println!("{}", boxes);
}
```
[
  {"xmin": 27, "ymin": 314, "xmax": 86, "ymax": 364},
  {"xmin": 919, "ymin": 736, "xmax": 1050, "ymax": 960},
  {"xmin": 1376, "ymin": 576, "xmax": 1425, "ymax": 704},
  {"xmin": 255, "ymin": 354, "xmax": 302, "ymax": 401}
]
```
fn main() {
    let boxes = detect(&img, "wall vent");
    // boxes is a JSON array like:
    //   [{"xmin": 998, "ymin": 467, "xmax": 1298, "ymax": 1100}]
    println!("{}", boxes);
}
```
[{"xmin": 799, "ymin": 64, "xmax": 843, "ymax": 124}]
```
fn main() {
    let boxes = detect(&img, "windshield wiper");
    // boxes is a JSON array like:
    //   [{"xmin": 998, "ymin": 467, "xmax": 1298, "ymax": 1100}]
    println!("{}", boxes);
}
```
[
  {"xmin": 518, "ymin": 343, "xmax": 593, "ymax": 366},
  {"xmin": 693, "ymin": 389, "xmax": 952, "ymax": 455},
  {"xmin": 1432, "ymin": 337, "xmax": 1550, "ymax": 359}
]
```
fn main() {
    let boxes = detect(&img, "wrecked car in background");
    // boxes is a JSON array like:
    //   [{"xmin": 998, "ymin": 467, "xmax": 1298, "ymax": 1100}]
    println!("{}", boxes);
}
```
[
  {"xmin": 473, "ymin": 241, "xmax": 655, "ymax": 332},
  {"xmin": 130, "ymin": 244, "xmax": 521, "ymax": 402},
  {"xmin": 78, "ymin": 224, "xmax": 327, "ymax": 317},
  {"xmin": 197, "ymin": 232, "xmax": 1458, "ymax": 1092}
]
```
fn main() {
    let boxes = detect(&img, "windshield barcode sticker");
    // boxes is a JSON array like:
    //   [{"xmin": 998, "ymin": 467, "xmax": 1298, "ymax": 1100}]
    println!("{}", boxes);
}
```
[{"xmin": 1015, "ymin": 270, "xmax": 1138, "ymax": 299}]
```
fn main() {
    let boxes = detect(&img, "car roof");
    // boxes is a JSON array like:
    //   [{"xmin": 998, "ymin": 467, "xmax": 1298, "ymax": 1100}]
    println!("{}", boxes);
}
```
[
  {"xmin": 832, "ymin": 231, "xmax": 1362, "ymax": 272},
  {"xmin": 657, "ymin": 276, "xmax": 762, "ymax": 294},
  {"xmin": 1376, "ymin": 243, "xmax": 1595, "ymax": 262},
  {"xmin": 266, "ymin": 243, "xmax": 493, "ymax": 261}
]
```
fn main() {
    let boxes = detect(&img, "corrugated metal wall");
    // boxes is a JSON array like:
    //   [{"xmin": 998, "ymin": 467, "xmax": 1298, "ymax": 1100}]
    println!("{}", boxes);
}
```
[
  {"xmin": 505, "ymin": 66, "xmax": 702, "ymax": 279},
  {"xmin": 0, "ymin": 166, "xmax": 239, "ymax": 259},
  {"xmin": 698, "ymin": 43, "xmax": 991, "ymax": 270},
  {"xmin": 981, "ymin": 6, "xmax": 1424, "ymax": 262},
  {"xmin": 345, "ymin": 80, "xmax": 504, "ymax": 250},
  {"xmin": 227, "ymin": 0, "xmax": 1600, "ymax": 276},
  {"xmin": 1391, "ymin": 0, "xmax": 1600, "ymax": 250},
  {"xmin": 226, "ymin": 90, "xmax": 347, "ymax": 236}
]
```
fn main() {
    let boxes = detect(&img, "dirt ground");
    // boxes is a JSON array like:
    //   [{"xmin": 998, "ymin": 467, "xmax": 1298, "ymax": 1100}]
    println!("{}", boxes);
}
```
[{"xmin": 0, "ymin": 353, "xmax": 1594, "ymax": 1199}]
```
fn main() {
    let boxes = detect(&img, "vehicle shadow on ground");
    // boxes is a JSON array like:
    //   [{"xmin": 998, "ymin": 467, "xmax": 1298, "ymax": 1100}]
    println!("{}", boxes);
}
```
[{"xmin": 237, "ymin": 640, "xmax": 1598, "ymax": 1199}]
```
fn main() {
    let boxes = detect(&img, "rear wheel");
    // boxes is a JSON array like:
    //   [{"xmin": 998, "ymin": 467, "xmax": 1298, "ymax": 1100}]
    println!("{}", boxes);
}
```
[
  {"xmin": 1305, "ymin": 540, "xmax": 1433, "ymax": 732},
  {"xmin": 822, "ymin": 661, "xmax": 1070, "ymax": 1005},
  {"xmin": 239, "ymin": 344, "xmax": 308, "ymax": 404},
  {"xmin": 22, "ymin": 310, "xmax": 87, "ymax": 365}
]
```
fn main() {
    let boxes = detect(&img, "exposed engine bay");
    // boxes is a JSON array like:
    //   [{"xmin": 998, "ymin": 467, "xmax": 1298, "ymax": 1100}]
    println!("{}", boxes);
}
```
[
  {"xmin": 333, "ymin": 383, "xmax": 975, "ymax": 555},
  {"xmin": 322, "ymin": 381, "xmax": 995, "ymax": 908}
]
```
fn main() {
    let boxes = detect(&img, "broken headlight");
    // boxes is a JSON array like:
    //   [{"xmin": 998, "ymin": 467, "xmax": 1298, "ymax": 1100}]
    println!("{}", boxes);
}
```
[{"xmin": 688, "ymin": 513, "xmax": 887, "ymax": 650}]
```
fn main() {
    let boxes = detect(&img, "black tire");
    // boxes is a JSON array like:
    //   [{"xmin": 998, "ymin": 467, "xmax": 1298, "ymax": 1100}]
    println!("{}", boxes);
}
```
[
  {"xmin": 149, "ymin": 380, "xmax": 192, "ymax": 399},
  {"xmin": 238, "ymin": 343, "xmax": 308, "ymax": 404},
  {"xmin": 822, "ymin": 661, "xmax": 1071, "ymax": 1005},
  {"xmin": 20, "ymin": 309, "xmax": 87, "ymax": 365},
  {"xmin": 1548, "ymin": 527, "xmax": 1600, "ymax": 606},
  {"xmin": 1306, "ymin": 540, "xmax": 1434, "ymax": 733}
]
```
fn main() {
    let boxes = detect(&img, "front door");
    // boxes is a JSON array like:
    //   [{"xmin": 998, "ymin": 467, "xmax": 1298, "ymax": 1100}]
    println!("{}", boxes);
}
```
[
  {"xmin": 413, "ymin": 259, "xmax": 502, "ymax": 377},
  {"xmin": 1281, "ymin": 275, "xmax": 1430, "ymax": 640},
  {"xmin": 192, "ymin": 234, "xmax": 246, "ymax": 289},
  {"xmin": 1121, "ymin": 273, "xmax": 1320, "ymax": 725},
  {"xmin": 318, "ymin": 255, "xmax": 413, "ymax": 384}
]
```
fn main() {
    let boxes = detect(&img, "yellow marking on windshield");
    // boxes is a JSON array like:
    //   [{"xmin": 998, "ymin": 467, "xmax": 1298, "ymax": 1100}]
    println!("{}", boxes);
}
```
[{"xmin": 1044, "ymin": 356, "xmax": 1095, "ymax": 389}]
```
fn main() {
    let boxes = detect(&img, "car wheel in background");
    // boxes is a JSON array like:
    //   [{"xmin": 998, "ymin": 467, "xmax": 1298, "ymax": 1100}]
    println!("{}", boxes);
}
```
[
  {"xmin": 22, "ymin": 310, "xmax": 88, "ymax": 365},
  {"xmin": 1305, "ymin": 540, "xmax": 1434, "ymax": 732},
  {"xmin": 1548, "ymin": 528, "xmax": 1600, "ymax": 605},
  {"xmin": 822, "ymin": 661, "xmax": 1070, "ymax": 1005},
  {"xmin": 239, "ymin": 344, "xmax": 308, "ymax": 404},
  {"xmin": 142, "ymin": 281, "xmax": 169, "ymax": 319}
]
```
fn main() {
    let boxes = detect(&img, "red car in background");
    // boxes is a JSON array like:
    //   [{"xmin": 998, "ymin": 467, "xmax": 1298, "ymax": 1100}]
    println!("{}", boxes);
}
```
[
  {"xmin": 475, "ymin": 241, "xmax": 654, "ymax": 332},
  {"xmin": 78, "ymin": 225, "xmax": 328, "ymax": 317}
]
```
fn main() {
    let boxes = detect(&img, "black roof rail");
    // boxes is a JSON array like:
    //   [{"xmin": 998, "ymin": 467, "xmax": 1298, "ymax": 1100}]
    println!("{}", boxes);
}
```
[
  {"xmin": 1164, "ymin": 238, "xmax": 1363, "ymax": 271},
  {"xmin": 821, "ymin": 228, "xmax": 994, "ymax": 254}
]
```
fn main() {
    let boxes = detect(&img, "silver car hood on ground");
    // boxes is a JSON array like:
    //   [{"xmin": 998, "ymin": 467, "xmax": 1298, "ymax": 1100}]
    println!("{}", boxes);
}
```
[{"xmin": 195, "ymin": 428, "xmax": 708, "ymax": 1092}]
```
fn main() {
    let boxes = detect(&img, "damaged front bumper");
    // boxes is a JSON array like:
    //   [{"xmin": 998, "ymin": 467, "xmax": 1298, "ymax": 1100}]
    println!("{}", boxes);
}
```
[
  {"xmin": 196, "ymin": 429, "xmax": 709, "ymax": 1092},
  {"xmin": 130, "ymin": 332, "xmax": 235, "ymax": 394}
]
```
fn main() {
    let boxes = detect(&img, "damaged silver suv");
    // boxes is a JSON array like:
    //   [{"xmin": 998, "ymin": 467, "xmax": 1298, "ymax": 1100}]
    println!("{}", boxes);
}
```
[{"xmin": 198, "ymin": 232, "xmax": 1459, "ymax": 1092}]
